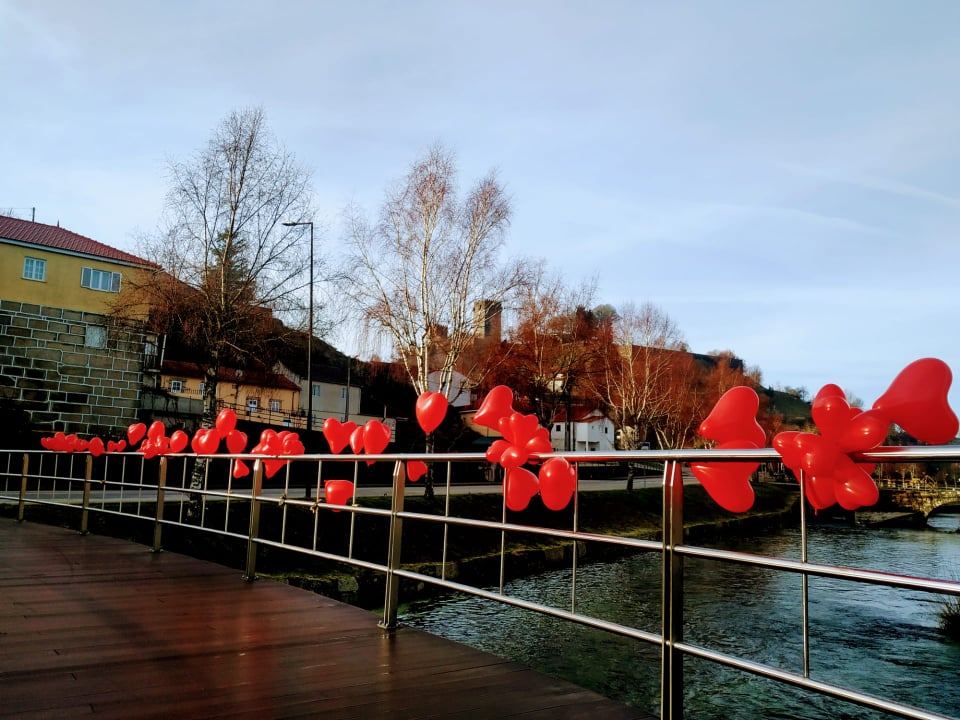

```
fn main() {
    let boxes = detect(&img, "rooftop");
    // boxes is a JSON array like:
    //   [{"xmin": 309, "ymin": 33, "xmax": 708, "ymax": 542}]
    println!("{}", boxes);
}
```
[{"xmin": 0, "ymin": 215, "xmax": 155, "ymax": 267}]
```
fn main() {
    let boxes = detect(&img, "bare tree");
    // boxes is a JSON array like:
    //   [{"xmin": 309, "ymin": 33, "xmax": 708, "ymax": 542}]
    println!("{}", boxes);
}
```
[
  {"xmin": 131, "ymin": 107, "xmax": 314, "ymax": 426},
  {"xmin": 344, "ymin": 145, "xmax": 524, "ymax": 400}
]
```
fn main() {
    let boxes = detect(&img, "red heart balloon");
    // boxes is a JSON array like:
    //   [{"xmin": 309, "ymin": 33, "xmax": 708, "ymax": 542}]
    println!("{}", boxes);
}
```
[
  {"xmin": 498, "ymin": 412, "xmax": 540, "ymax": 446},
  {"xmin": 226, "ymin": 429, "xmax": 248, "ymax": 454},
  {"xmin": 140, "ymin": 439, "xmax": 157, "ymax": 459},
  {"xmin": 833, "ymin": 456, "xmax": 879, "ymax": 511},
  {"xmin": 473, "ymin": 385, "xmax": 515, "ymax": 430},
  {"xmin": 698, "ymin": 386, "xmax": 766, "ymax": 447},
  {"xmin": 88, "ymin": 437, "xmax": 105, "ymax": 457},
  {"xmin": 837, "ymin": 409, "xmax": 889, "ymax": 453},
  {"xmin": 169, "ymin": 430, "xmax": 189, "ymax": 454},
  {"xmin": 499, "ymin": 444, "xmax": 530, "ymax": 469},
  {"xmin": 349, "ymin": 426, "xmax": 365, "ymax": 455},
  {"xmin": 190, "ymin": 429, "xmax": 205, "ymax": 454},
  {"xmin": 215, "ymin": 408, "xmax": 237, "ymax": 435},
  {"xmin": 688, "ymin": 440, "xmax": 759, "ymax": 513},
  {"xmin": 40, "ymin": 437, "xmax": 52, "ymax": 450},
  {"xmin": 524, "ymin": 427, "xmax": 554, "ymax": 456},
  {"xmin": 323, "ymin": 418, "xmax": 356, "ymax": 454},
  {"xmin": 147, "ymin": 421, "xmax": 166, "ymax": 444},
  {"xmin": 872, "ymin": 358, "xmax": 958, "ymax": 444},
  {"xmin": 812, "ymin": 386, "xmax": 853, "ymax": 441},
  {"xmin": 116, "ymin": 440, "xmax": 126, "ymax": 452},
  {"xmin": 416, "ymin": 391, "xmax": 449, "ymax": 434},
  {"xmin": 805, "ymin": 473, "xmax": 837, "ymax": 511},
  {"xmin": 485, "ymin": 439, "xmax": 510, "ymax": 465},
  {"xmin": 538, "ymin": 457, "xmax": 576, "ymax": 511},
  {"xmin": 282, "ymin": 432, "xmax": 304, "ymax": 455},
  {"xmin": 233, "ymin": 459, "xmax": 250, "ymax": 479},
  {"xmin": 407, "ymin": 460, "xmax": 428, "ymax": 482},
  {"xmin": 772, "ymin": 431, "xmax": 802, "ymax": 471},
  {"xmin": 504, "ymin": 467, "xmax": 539, "ymax": 512},
  {"xmin": 197, "ymin": 428, "xmax": 221, "ymax": 455},
  {"xmin": 127, "ymin": 422, "xmax": 146, "ymax": 446},
  {"xmin": 324, "ymin": 479, "xmax": 354, "ymax": 511},
  {"xmin": 363, "ymin": 420, "xmax": 391, "ymax": 455}
]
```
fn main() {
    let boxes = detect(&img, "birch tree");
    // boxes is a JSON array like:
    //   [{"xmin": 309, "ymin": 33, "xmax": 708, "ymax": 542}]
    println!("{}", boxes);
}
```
[{"xmin": 344, "ymin": 145, "xmax": 523, "ymax": 401}]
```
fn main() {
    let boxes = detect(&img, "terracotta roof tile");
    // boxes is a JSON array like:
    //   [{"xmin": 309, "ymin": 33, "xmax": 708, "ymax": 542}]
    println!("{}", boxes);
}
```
[
  {"xmin": 0, "ymin": 215, "xmax": 156, "ymax": 267},
  {"xmin": 162, "ymin": 360, "xmax": 301, "ymax": 392}
]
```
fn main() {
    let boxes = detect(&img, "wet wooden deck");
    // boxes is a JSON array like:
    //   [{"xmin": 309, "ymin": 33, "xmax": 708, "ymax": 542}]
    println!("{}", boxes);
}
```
[{"xmin": 0, "ymin": 519, "xmax": 653, "ymax": 719}]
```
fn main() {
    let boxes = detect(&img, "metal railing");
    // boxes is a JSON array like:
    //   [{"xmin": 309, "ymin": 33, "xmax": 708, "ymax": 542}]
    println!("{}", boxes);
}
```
[{"xmin": 2, "ymin": 445, "xmax": 960, "ymax": 720}]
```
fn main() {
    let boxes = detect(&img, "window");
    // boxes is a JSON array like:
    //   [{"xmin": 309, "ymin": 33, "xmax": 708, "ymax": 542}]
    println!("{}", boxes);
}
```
[
  {"xmin": 197, "ymin": 382, "xmax": 205, "ymax": 396},
  {"xmin": 81, "ymin": 266, "xmax": 121, "ymax": 293},
  {"xmin": 85, "ymin": 325, "xmax": 107, "ymax": 349},
  {"xmin": 269, "ymin": 399, "xmax": 281, "ymax": 412},
  {"xmin": 247, "ymin": 398, "xmax": 259, "ymax": 414},
  {"xmin": 169, "ymin": 380, "xmax": 184, "ymax": 393},
  {"xmin": 312, "ymin": 384, "xmax": 321, "ymax": 397},
  {"xmin": 23, "ymin": 257, "xmax": 46, "ymax": 281}
]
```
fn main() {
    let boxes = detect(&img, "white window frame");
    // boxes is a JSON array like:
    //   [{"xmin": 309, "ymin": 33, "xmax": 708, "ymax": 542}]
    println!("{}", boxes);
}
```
[
  {"xmin": 169, "ymin": 380, "xmax": 184, "ymax": 393},
  {"xmin": 81, "ymin": 266, "xmax": 122, "ymax": 293},
  {"xmin": 23, "ymin": 257, "xmax": 46, "ymax": 281},
  {"xmin": 247, "ymin": 398, "xmax": 259, "ymax": 414},
  {"xmin": 269, "ymin": 399, "xmax": 281, "ymax": 413}
]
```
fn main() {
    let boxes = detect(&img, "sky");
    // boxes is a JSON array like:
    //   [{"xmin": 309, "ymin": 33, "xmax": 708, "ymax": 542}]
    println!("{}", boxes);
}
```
[{"xmin": 2, "ymin": 0, "xmax": 960, "ymax": 412}]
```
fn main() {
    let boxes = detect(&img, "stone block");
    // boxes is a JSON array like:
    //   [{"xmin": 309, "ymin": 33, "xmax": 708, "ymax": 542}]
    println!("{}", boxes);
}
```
[
  {"xmin": 41, "ymin": 307, "xmax": 63, "ymax": 319},
  {"xmin": 59, "ymin": 365, "xmax": 89, "ymax": 378},
  {"xmin": 20, "ymin": 303, "xmax": 40, "ymax": 316},
  {"xmin": 62, "ymin": 352, "xmax": 89, "ymax": 366}
]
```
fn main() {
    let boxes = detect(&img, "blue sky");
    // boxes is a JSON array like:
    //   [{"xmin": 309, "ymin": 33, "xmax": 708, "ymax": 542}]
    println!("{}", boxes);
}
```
[{"xmin": 3, "ymin": 1, "xmax": 960, "ymax": 412}]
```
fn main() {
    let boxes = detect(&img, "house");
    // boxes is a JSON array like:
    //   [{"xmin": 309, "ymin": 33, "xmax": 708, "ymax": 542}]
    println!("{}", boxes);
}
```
[
  {"xmin": 549, "ymin": 407, "xmax": 615, "ymax": 452},
  {"xmin": 0, "ymin": 215, "xmax": 158, "ymax": 436}
]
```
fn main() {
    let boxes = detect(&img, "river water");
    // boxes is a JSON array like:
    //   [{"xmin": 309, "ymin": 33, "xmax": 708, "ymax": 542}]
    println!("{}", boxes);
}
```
[{"xmin": 400, "ymin": 512, "xmax": 960, "ymax": 719}]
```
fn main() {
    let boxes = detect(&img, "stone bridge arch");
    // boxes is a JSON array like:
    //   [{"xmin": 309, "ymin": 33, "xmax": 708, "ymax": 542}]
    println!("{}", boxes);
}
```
[{"xmin": 882, "ymin": 487, "xmax": 960, "ymax": 518}]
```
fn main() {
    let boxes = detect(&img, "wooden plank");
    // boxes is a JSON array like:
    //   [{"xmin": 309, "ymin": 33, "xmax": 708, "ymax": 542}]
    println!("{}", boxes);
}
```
[{"xmin": 0, "ymin": 519, "xmax": 653, "ymax": 719}]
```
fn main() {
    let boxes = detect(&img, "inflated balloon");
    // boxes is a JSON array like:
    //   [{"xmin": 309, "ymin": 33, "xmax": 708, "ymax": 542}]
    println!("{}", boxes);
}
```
[
  {"xmin": 832, "ymin": 456, "xmax": 880, "ymax": 511},
  {"xmin": 324, "ymin": 479, "xmax": 355, "ymax": 510},
  {"xmin": 698, "ymin": 386, "xmax": 766, "ymax": 448},
  {"xmin": 837, "ymin": 409, "xmax": 889, "ymax": 453},
  {"xmin": 805, "ymin": 474, "xmax": 837, "ymax": 512},
  {"xmin": 363, "ymin": 420, "xmax": 391, "ymax": 456},
  {"xmin": 407, "ymin": 460, "xmax": 428, "ymax": 483},
  {"xmin": 127, "ymin": 422, "xmax": 146, "ymax": 446},
  {"xmin": 485, "ymin": 439, "xmax": 511, "ymax": 465},
  {"xmin": 115, "ymin": 440, "xmax": 126, "ymax": 453},
  {"xmin": 322, "ymin": 418, "xmax": 357, "ymax": 454},
  {"xmin": 226, "ymin": 429, "xmax": 248, "ymax": 455},
  {"xmin": 233, "ymin": 459, "xmax": 250, "ymax": 479},
  {"xmin": 196, "ymin": 428, "xmax": 221, "ymax": 455},
  {"xmin": 281, "ymin": 432, "xmax": 304, "ymax": 455},
  {"xmin": 349, "ymin": 426, "xmax": 365, "ymax": 455},
  {"xmin": 140, "ymin": 439, "xmax": 158, "ymax": 459},
  {"xmin": 40, "ymin": 437, "xmax": 52, "ymax": 450},
  {"xmin": 772, "ymin": 431, "xmax": 802, "ymax": 470},
  {"xmin": 872, "ymin": 358, "xmax": 959, "ymax": 444},
  {"xmin": 524, "ymin": 427, "xmax": 554, "ymax": 456},
  {"xmin": 88, "ymin": 437, "xmax": 105, "ymax": 458},
  {"xmin": 538, "ymin": 457, "xmax": 576, "ymax": 511},
  {"xmin": 166, "ymin": 430, "xmax": 186, "ymax": 454},
  {"xmin": 812, "ymin": 385, "xmax": 854, "ymax": 442},
  {"xmin": 473, "ymin": 385, "xmax": 515, "ymax": 430},
  {"xmin": 499, "ymin": 444, "xmax": 530, "ymax": 470},
  {"xmin": 415, "ymin": 391, "xmax": 448, "ymax": 434},
  {"xmin": 147, "ymin": 421, "xmax": 165, "ymax": 444},
  {"xmin": 689, "ymin": 441, "xmax": 759, "ymax": 513},
  {"xmin": 215, "ymin": 408, "xmax": 237, "ymax": 436},
  {"xmin": 498, "ymin": 412, "xmax": 540, "ymax": 447},
  {"xmin": 504, "ymin": 467, "xmax": 539, "ymax": 512}
]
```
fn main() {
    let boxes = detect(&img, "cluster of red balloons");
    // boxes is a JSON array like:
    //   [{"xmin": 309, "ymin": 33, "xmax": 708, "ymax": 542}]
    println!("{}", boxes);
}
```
[
  {"xmin": 321, "ymin": 417, "xmax": 391, "ymax": 465},
  {"xmin": 689, "ymin": 386, "xmax": 765, "ymax": 513},
  {"xmin": 40, "ymin": 432, "xmax": 125, "ymax": 456},
  {"xmin": 472, "ymin": 385, "xmax": 577, "ymax": 511},
  {"xmin": 691, "ymin": 358, "xmax": 958, "ymax": 515},
  {"xmin": 773, "ymin": 358, "xmax": 958, "ymax": 512}
]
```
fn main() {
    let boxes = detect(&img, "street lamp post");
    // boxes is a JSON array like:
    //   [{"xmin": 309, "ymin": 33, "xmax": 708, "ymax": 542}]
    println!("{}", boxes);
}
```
[{"xmin": 282, "ymin": 220, "xmax": 313, "ymax": 431}]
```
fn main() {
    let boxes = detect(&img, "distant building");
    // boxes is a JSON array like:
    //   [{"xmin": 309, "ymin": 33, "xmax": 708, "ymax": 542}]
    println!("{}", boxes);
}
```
[
  {"xmin": 0, "ymin": 215, "xmax": 158, "ymax": 436},
  {"xmin": 549, "ymin": 407, "xmax": 615, "ymax": 452}
]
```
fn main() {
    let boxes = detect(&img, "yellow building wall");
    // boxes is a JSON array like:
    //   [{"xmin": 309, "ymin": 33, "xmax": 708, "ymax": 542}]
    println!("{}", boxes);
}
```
[
  {"xmin": 0, "ymin": 243, "xmax": 151, "ymax": 318},
  {"xmin": 160, "ymin": 373, "xmax": 301, "ymax": 419}
]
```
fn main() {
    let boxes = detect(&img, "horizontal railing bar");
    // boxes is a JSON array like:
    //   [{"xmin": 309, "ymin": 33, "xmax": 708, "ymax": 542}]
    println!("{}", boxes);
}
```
[
  {"xmin": 396, "ymin": 510, "xmax": 664, "ymax": 552},
  {"xmin": 253, "ymin": 536, "xmax": 389, "ymax": 574},
  {"xmin": 391, "ymin": 568, "xmax": 664, "ymax": 646},
  {"xmin": 678, "ymin": 545, "xmax": 960, "ymax": 596},
  {"xmin": 676, "ymin": 640, "xmax": 955, "ymax": 720}
]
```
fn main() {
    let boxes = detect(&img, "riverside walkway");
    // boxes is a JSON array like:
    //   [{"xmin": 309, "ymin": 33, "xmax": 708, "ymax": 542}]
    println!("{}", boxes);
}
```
[{"xmin": 0, "ymin": 518, "xmax": 651, "ymax": 720}]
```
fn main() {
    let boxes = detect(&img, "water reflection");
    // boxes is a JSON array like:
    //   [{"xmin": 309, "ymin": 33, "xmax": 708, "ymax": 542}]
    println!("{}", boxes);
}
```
[{"xmin": 401, "ymin": 514, "xmax": 960, "ymax": 719}]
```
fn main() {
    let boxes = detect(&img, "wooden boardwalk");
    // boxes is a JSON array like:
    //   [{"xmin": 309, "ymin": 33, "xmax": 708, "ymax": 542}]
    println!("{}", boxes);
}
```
[{"xmin": 0, "ymin": 519, "xmax": 652, "ymax": 719}]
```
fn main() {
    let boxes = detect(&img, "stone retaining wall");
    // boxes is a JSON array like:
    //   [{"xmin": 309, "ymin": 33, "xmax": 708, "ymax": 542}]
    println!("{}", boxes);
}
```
[{"xmin": 0, "ymin": 301, "xmax": 153, "ymax": 436}]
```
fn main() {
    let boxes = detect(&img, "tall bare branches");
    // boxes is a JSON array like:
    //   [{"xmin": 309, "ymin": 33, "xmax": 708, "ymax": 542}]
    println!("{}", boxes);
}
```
[
  {"xmin": 344, "ymin": 145, "xmax": 523, "ymax": 398},
  {"xmin": 132, "ymin": 107, "xmax": 313, "ymax": 424}
]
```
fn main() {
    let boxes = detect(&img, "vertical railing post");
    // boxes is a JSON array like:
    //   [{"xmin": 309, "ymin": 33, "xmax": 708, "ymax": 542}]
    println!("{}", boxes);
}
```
[
  {"xmin": 380, "ymin": 460, "xmax": 407, "ymax": 630},
  {"xmin": 153, "ymin": 457, "xmax": 167, "ymax": 553},
  {"xmin": 80, "ymin": 455, "xmax": 93, "ymax": 535},
  {"xmin": 17, "ymin": 453, "xmax": 28, "ymax": 522},
  {"xmin": 243, "ymin": 459, "xmax": 264, "ymax": 581},
  {"xmin": 661, "ymin": 460, "xmax": 685, "ymax": 720}
]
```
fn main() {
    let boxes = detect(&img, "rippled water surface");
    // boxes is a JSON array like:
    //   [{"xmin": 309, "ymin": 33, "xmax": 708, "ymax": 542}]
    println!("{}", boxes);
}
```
[{"xmin": 400, "ymin": 513, "xmax": 960, "ymax": 719}]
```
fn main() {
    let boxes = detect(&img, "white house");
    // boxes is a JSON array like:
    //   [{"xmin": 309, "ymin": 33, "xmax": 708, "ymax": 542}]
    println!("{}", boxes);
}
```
[{"xmin": 549, "ymin": 407, "xmax": 615, "ymax": 452}]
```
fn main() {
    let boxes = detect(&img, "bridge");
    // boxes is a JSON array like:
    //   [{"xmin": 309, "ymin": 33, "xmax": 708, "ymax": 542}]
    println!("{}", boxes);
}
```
[{"xmin": 880, "ymin": 482, "xmax": 960, "ymax": 518}]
